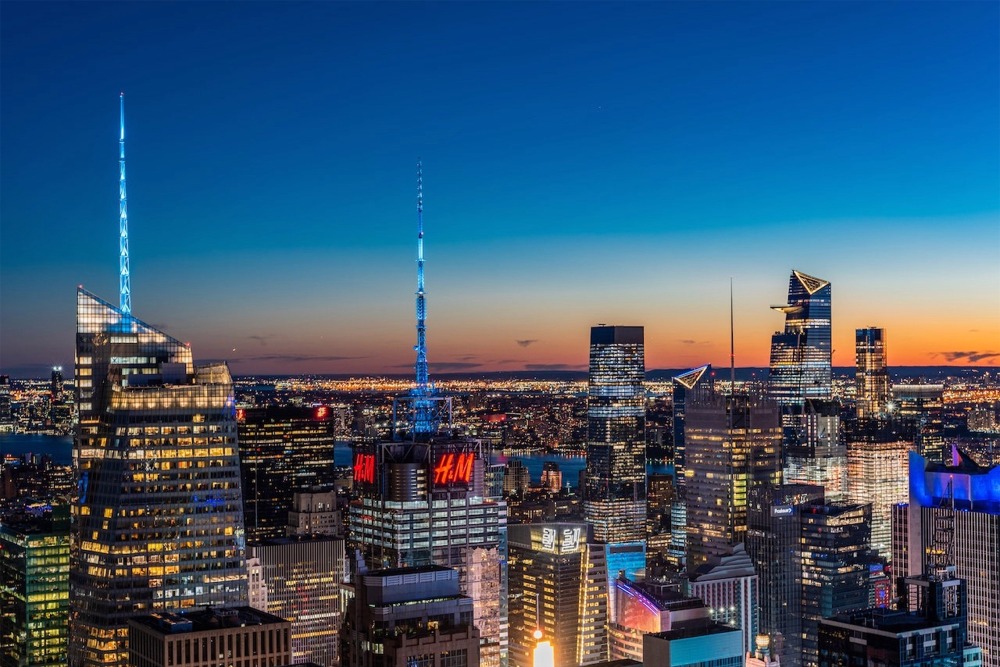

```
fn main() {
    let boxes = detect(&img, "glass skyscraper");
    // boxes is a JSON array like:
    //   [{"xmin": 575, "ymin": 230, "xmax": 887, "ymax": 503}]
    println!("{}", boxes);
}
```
[
  {"xmin": 70, "ymin": 288, "xmax": 246, "ymax": 667},
  {"xmin": 855, "ymin": 327, "xmax": 889, "ymax": 422},
  {"xmin": 768, "ymin": 271, "xmax": 846, "ymax": 500},
  {"xmin": 768, "ymin": 270, "xmax": 832, "ymax": 413},
  {"xmin": 684, "ymin": 394, "xmax": 782, "ymax": 572},
  {"xmin": 584, "ymin": 325, "xmax": 646, "ymax": 544}
]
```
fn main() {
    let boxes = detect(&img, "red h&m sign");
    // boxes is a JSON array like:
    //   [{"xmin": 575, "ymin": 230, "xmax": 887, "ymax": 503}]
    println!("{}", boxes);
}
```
[
  {"xmin": 353, "ymin": 453, "xmax": 376, "ymax": 485},
  {"xmin": 433, "ymin": 452, "xmax": 475, "ymax": 486}
]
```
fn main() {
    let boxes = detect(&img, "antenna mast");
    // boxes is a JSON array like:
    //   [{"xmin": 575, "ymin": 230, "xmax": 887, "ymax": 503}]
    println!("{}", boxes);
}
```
[
  {"xmin": 410, "ymin": 160, "xmax": 438, "ymax": 437},
  {"xmin": 119, "ymin": 92, "xmax": 132, "ymax": 316},
  {"xmin": 730, "ymin": 278, "xmax": 736, "ymax": 392}
]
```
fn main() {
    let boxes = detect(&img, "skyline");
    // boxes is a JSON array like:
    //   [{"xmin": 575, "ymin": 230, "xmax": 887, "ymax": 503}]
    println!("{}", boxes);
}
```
[{"xmin": 1, "ymin": 2, "xmax": 998, "ymax": 377}]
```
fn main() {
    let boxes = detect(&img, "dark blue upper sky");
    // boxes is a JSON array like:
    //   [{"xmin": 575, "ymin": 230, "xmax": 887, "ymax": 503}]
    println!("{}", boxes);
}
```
[{"xmin": 2, "ymin": 2, "xmax": 998, "ymax": 376}]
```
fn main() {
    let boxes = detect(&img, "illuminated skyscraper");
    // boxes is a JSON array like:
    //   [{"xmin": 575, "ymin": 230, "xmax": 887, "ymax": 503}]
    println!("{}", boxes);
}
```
[
  {"xmin": 349, "ymin": 438, "xmax": 506, "ymax": 667},
  {"xmin": 0, "ymin": 507, "xmax": 70, "ymax": 667},
  {"xmin": 668, "ymin": 365, "xmax": 711, "ymax": 568},
  {"xmin": 70, "ymin": 289, "xmax": 246, "ymax": 667},
  {"xmin": 768, "ymin": 270, "xmax": 832, "ymax": 411},
  {"xmin": 346, "ymin": 165, "xmax": 506, "ymax": 667},
  {"xmin": 768, "ymin": 270, "xmax": 845, "ymax": 500},
  {"xmin": 584, "ymin": 325, "xmax": 646, "ymax": 544},
  {"xmin": 507, "ymin": 523, "xmax": 609, "ymax": 667},
  {"xmin": 684, "ymin": 394, "xmax": 782, "ymax": 573},
  {"xmin": 798, "ymin": 502, "xmax": 872, "ymax": 667},
  {"xmin": 746, "ymin": 483, "xmax": 826, "ymax": 667},
  {"xmin": 846, "ymin": 436, "xmax": 909, "ymax": 559},
  {"xmin": 237, "ymin": 405, "xmax": 339, "ymax": 543},
  {"xmin": 897, "ymin": 449, "xmax": 1000, "ymax": 667},
  {"xmin": 855, "ymin": 327, "xmax": 889, "ymax": 421}
]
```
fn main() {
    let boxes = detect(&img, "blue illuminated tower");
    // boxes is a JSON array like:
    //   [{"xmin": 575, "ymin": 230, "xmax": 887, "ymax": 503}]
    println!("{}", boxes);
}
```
[
  {"xmin": 411, "ymin": 160, "xmax": 437, "ymax": 437},
  {"xmin": 392, "ymin": 161, "xmax": 449, "ymax": 440},
  {"xmin": 118, "ymin": 92, "xmax": 131, "ymax": 316}
]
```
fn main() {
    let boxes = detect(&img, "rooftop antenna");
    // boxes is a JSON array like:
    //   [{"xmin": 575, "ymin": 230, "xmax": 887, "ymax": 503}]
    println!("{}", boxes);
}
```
[
  {"xmin": 119, "ymin": 92, "xmax": 132, "ymax": 316},
  {"xmin": 729, "ymin": 278, "xmax": 736, "ymax": 392},
  {"xmin": 410, "ymin": 159, "xmax": 438, "ymax": 437}
]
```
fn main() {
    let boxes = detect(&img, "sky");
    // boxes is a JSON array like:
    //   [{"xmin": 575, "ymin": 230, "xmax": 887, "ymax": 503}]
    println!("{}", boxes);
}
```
[{"xmin": 1, "ymin": 1, "xmax": 998, "ymax": 377}]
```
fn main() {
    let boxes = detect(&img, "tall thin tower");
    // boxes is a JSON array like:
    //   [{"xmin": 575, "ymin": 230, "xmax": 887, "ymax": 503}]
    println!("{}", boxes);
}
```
[
  {"xmin": 405, "ymin": 160, "xmax": 444, "ymax": 438},
  {"xmin": 118, "ymin": 92, "xmax": 131, "ymax": 316}
]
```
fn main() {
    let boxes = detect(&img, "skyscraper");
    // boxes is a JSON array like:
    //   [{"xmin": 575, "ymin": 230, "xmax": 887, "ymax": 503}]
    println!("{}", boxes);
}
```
[
  {"xmin": 897, "ymin": 449, "xmax": 1000, "ymax": 667},
  {"xmin": 768, "ymin": 270, "xmax": 832, "ymax": 411},
  {"xmin": 340, "ymin": 566, "xmax": 481, "ymax": 667},
  {"xmin": 768, "ymin": 270, "xmax": 845, "ymax": 500},
  {"xmin": 70, "ymin": 289, "xmax": 246, "ymax": 667},
  {"xmin": 846, "ymin": 436, "xmax": 909, "ymax": 559},
  {"xmin": 798, "ymin": 502, "xmax": 872, "ymax": 667},
  {"xmin": 684, "ymin": 394, "xmax": 782, "ymax": 572},
  {"xmin": 668, "ymin": 365, "xmax": 711, "ymax": 568},
  {"xmin": 237, "ymin": 405, "xmax": 339, "ymax": 543},
  {"xmin": 584, "ymin": 325, "xmax": 646, "ymax": 544},
  {"xmin": 346, "ymin": 166, "xmax": 507, "ymax": 667},
  {"xmin": 507, "ymin": 523, "xmax": 609, "ymax": 667},
  {"xmin": 855, "ymin": 327, "xmax": 889, "ymax": 422},
  {"xmin": 0, "ymin": 506, "xmax": 70, "ymax": 667},
  {"xmin": 746, "ymin": 484, "xmax": 826, "ymax": 667}
]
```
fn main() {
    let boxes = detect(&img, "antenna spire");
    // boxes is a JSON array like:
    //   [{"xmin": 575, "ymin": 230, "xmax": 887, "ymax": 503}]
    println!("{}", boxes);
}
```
[
  {"xmin": 411, "ymin": 159, "xmax": 437, "ymax": 436},
  {"xmin": 119, "ymin": 92, "xmax": 132, "ymax": 316},
  {"xmin": 730, "ymin": 278, "xmax": 736, "ymax": 391}
]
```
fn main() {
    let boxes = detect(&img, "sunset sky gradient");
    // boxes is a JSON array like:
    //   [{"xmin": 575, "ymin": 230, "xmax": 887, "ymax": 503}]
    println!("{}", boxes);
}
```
[{"xmin": 1, "ymin": 1, "xmax": 997, "ymax": 377}]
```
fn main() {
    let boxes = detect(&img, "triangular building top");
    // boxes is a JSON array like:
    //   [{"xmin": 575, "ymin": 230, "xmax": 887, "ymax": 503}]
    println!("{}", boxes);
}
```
[
  {"xmin": 792, "ymin": 270, "xmax": 830, "ymax": 295},
  {"xmin": 673, "ymin": 364, "xmax": 710, "ymax": 390}
]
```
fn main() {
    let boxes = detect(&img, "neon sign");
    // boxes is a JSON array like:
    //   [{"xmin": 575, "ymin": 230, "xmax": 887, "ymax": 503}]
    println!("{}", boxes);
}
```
[
  {"xmin": 315, "ymin": 406, "xmax": 329, "ymax": 420},
  {"xmin": 433, "ymin": 452, "xmax": 475, "ymax": 486},
  {"xmin": 540, "ymin": 526, "xmax": 582, "ymax": 554},
  {"xmin": 353, "ymin": 453, "xmax": 376, "ymax": 485},
  {"xmin": 236, "ymin": 408, "xmax": 246, "ymax": 423}
]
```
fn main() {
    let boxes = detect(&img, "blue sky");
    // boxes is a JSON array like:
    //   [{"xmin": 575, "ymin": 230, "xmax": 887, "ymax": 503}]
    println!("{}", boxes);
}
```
[{"xmin": 2, "ymin": 1, "xmax": 998, "ymax": 376}]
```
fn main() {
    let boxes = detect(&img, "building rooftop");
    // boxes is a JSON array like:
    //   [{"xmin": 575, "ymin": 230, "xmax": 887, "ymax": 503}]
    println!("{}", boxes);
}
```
[
  {"xmin": 649, "ymin": 620, "xmax": 741, "ymax": 642},
  {"xmin": 129, "ymin": 607, "xmax": 288, "ymax": 636}
]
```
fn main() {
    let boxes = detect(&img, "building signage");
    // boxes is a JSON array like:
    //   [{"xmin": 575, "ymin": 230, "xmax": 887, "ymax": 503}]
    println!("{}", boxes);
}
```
[
  {"xmin": 353, "ymin": 453, "xmax": 376, "ymax": 485},
  {"xmin": 433, "ymin": 452, "xmax": 475, "ymax": 486},
  {"xmin": 771, "ymin": 505, "xmax": 793, "ymax": 516},
  {"xmin": 541, "ymin": 526, "xmax": 582, "ymax": 554}
]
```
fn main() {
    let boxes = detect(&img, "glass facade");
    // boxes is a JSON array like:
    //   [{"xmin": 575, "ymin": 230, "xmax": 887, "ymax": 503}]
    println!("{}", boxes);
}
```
[
  {"xmin": 798, "ymin": 503, "xmax": 872, "ymax": 667},
  {"xmin": 669, "ymin": 365, "xmax": 712, "ymax": 568},
  {"xmin": 70, "ymin": 289, "xmax": 247, "ymax": 667},
  {"xmin": 768, "ymin": 270, "xmax": 832, "ymax": 449},
  {"xmin": 684, "ymin": 395, "xmax": 782, "ymax": 572},
  {"xmin": 237, "ymin": 405, "xmax": 338, "ymax": 544},
  {"xmin": 250, "ymin": 536, "xmax": 345, "ymax": 666},
  {"xmin": 584, "ymin": 326, "xmax": 646, "ymax": 543},
  {"xmin": 0, "ymin": 509, "xmax": 70, "ymax": 667},
  {"xmin": 855, "ymin": 327, "xmax": 889, "ymax": 422}
]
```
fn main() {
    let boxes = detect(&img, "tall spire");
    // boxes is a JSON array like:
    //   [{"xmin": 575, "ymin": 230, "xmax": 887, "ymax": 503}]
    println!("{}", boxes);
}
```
[
  {"xmin": 410, "ymin": 159, "xmax": 438, "ymax": 436},
  {"xmin": 118, "ymin": 92, "xmax": 132, "ymax": 316}
]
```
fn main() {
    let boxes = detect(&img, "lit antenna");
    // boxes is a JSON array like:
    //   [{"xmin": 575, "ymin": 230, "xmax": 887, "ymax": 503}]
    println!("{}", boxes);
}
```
[
  {"xmin": 119, "ymin": 92, "xmax": 132, "ymax": 316},
  {"xmin": 730, "ymin": 278, "xmax": 736, "ymax": 391},
  {"xmin": 411, "ymin": 159, "xmax": 438, "ymax": 436}
]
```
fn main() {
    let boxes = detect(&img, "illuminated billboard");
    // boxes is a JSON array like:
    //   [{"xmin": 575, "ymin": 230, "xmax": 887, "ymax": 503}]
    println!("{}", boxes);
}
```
[
  {"xmin": 353, "ymin": 452, "xmax": 376, "ymax": 485},
  {"xmin": 433, "ymin": 451, "xmax": 475, "ymax": 486}
]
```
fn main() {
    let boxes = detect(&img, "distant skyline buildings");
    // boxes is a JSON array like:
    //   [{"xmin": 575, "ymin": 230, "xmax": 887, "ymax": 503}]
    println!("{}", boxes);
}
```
[{"xmin": 1, "ymin": 2, "xmax": 997, "ymax": 378}]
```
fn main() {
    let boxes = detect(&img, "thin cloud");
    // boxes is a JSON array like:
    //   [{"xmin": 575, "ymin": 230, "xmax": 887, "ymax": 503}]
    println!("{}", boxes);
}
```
[
  {"xmin": 213, "ymin": 354, "xmax": 366, "ymax": 364},
  {"xmin": 936, "ymin": 351, "xmax": 1000, "ymax": 363},
  {"xmin": 247, "ymin": 335, "xmax": 272, "ymax": 346},
  {"xmin": 516, "ymin": 339, "xmax": 539, "ymax": 348}
]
